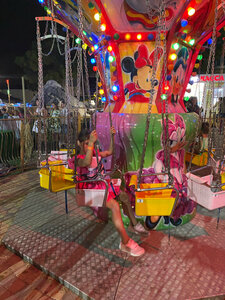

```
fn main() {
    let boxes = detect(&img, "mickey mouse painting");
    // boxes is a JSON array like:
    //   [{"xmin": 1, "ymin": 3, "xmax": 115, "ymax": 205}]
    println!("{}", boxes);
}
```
[{"xmin": 120, "ymin": 44, "xmax": 163, "ymax": 113}]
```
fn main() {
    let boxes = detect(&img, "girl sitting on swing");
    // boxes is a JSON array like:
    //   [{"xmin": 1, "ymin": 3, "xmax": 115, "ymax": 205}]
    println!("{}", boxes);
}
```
[{"xmin": 68, "ymin": 127, "xmax": 148, "ymax": 257}]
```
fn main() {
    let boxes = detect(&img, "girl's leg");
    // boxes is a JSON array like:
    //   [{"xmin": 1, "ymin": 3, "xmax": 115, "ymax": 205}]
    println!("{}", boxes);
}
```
[{"xmin": 106, "ymin": 198, "xmax": 129, "ymax": 245}]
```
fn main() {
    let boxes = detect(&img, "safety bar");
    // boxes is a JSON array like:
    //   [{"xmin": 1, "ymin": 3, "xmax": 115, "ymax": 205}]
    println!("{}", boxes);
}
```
[{"xmin": 137, "ymin": 171, "xmax": 170, "ymax": 189}]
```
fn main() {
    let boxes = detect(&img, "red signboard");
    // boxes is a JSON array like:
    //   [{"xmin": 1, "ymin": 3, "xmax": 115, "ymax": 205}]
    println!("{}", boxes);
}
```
[{"xmin": 200, "ymin": 75, "xmax": 225, "ymax": 82}]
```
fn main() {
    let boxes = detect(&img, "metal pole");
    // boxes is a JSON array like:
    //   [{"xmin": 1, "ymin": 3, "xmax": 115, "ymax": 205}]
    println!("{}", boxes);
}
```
[{"xmin": 21, "ymin": 76, "xmax": 26, "ymax": 123}]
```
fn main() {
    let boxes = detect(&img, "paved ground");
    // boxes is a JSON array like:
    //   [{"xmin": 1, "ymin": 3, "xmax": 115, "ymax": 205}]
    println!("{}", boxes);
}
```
[{"xmin": 1, "ymin": 170, "xmax": 225, "ymax": 300}]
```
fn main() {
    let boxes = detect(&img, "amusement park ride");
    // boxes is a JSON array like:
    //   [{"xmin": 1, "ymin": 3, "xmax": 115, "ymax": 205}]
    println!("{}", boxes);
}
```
[{"xmin": 37, "ymin": 0, "xmax": 225, "ymax": 231}]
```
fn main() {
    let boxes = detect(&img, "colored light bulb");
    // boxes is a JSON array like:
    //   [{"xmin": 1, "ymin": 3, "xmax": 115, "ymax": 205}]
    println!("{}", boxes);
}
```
[
  {"xmin": 125, "ymin": 33, "xmax": 131, "ymax": 40},
  {"xmin": 181, "ymin": 19, "xmax": 188, "ymax": 27},
  {"xmin": 112, "ymin": 85, "xmax": 119, "ymax": 92},
  {"xmin": 99, "ymin": 89, "xmax": 104, "ymax": 95},
  {"xmin": 197, "ymin": 54, "xmax": 203, "ymax": 60},
  {"xmin": 94, "ymin": 13, "xmax": 100, "ymax": 21},
  {"xmin": 100, "ymin": 24, "xmax": 106, "ymax": 31},
  {"xmin": 137, "ymin": 34, "xmax": 142, "ymax": 40},
  {"xmin": 169, "ymin": 53, "xmax": 177, "ymax": 61},
  {"xmin": 161, "ymin": 94, "xmax": 167, "ymax": 100},
  {"xmin": 172, "ymin": 43, "xmax": 180, "ymax": 50},
  {"xmin": 188, "ymin": 7, "xmax": 195, "ymax": 16},
  {"xmin": 93, "ymin": 66, "xmax": 97, "ymax": 71},
  {"xmin": 108, "ymin": 56, "xmax": 115, "ymax": 62},
  {"xmin": 189, "ymin": 39, "xmax": 195, "ymax": 46},
  {"xmin": 107, "ymin": 46, "xmax": 113, "ymax": 52},
  {"xmin": 94, "ymin": 44, "xmax": 99, "ymax": 50},
  {"xmin": 90, "ymin": 58, "xmax": 96, "ymax": 64}
]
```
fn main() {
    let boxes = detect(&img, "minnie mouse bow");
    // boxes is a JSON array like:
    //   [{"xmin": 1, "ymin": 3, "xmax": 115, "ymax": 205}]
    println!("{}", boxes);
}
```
[{"xmin": 135, "ymin": 44, "xmax": 163, "ymax": 69}]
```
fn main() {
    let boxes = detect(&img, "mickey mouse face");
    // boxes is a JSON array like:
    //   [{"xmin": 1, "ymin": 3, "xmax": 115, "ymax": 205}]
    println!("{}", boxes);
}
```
[{"xmin": 136, "ymin": 65, "xmax": 153, "ymax": 91}]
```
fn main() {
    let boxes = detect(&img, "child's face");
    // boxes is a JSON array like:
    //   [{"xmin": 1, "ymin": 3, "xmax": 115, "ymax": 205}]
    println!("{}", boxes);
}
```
[{"xmin": 81, "ymin": 139, "xmax": 89, "ymax": 153}]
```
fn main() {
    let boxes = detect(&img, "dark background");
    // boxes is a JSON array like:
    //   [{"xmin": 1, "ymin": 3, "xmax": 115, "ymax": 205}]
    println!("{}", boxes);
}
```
[{"xmin": 0, "ymin": 0, "xmax": 44, "ymax": 75}]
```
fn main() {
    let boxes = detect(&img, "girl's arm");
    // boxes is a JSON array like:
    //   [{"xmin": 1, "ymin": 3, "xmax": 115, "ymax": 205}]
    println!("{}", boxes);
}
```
[
  {"xmin": 78, "ymin": 130, "xmax": 97, "ymax": 167},
  {"xmin": 99, "ymin": 127, "xmax": 116, "ymax": 158}
]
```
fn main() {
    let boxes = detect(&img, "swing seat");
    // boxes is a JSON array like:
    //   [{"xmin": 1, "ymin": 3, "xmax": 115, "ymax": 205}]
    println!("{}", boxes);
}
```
[
  {"xmin": 185, "ymin": 151, "xmax": 208, "ymax": 166},
  {"xmin": 75, "ymin": 178, "xmax": 121, "ymax": 207},
  {"xmin": 39, "ymin": 160, "xmax": 75, "ymax": 192},
  {"xmin": 187, "ymin": 169, "xmax": 225, "ymax": 210},
  {"xmin": 129, "ymin": 175, "xmax": 177, "ymax": 216}
]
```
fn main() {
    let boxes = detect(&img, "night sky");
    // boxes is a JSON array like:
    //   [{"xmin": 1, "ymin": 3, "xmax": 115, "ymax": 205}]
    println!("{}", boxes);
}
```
[{"xmin": 0, "ymin": 0, "xmax": 44, "ymax": 75}]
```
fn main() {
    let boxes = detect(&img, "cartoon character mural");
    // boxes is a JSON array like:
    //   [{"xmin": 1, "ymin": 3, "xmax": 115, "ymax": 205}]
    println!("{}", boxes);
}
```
[
  {"xmin": 124, "ymin": 114, "xmax": 197, "ymax": 229},
  {"xmin": 168, "ymin": 47, "xmax": 189, "ymax": 113},
  {"xmin": 119, "ymin": 44, "xmax": 163, "ymax": 113},
  {"xmin": 143, "ymin": 114, "xmax": 196, "ymax": 228}
]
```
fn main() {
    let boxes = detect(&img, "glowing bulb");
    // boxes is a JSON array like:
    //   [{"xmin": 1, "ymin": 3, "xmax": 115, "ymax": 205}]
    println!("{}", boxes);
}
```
[
  {"xmin": 188, "ymin": 7, "xmax": 195, "ymax": 16},
  {"xmin": 197, "ymin": 54, "xmax": 203, "ymax": 60},
  {"xmin": 125, "ymin": 33, "xmax": 131, "ymax": 40},
  {"xmin": 172, "ymin": 43, "xmax": 179, "ymax": 50},
  {"xmin": 90, "ymin": 58, "xmax": 96, "ymax": 64},
  {"xmin": 100, "ymin": 24, "xmax": 106, "ymax": 31},
  {"xmin": 137, "ymin": 34, "xmax": 142, "ymax": 40},
  {"xmin": 169, "ymin": 53, "xmax": 177, "ymax": 61},
  {"xmin": 208, "ymin": 38, "xmax": 213, "ymax": 45},
  {"xmin": 181, "ymin": 19, "xmax": 188, "ymax": 27},
  {"xmin": 161, "ymin": 94, "xmax": 167, "ymax": 100},
  {"xmin": 112, "ymin": 85, "xmax": 119, "ymax": 92},
  {"xmin": 38, "ymin": 0, "xmax": 45, "ymax": 3},
  {"xmin": 108, "ymin": 56, "xmax": 115, "ymax": 62},
  {"xmin": 107, "ymin": 46, "xmax": 113, "ymax": 52},
  {"xmin": 82, "ymin": 43, "xmax": 88, "ymax": 49},
  {"xmin": 164, "ymin": 85, "xmax": 170, "ymax": 91},
  {"xmin": 93, "ymin": 66, "xmax": 97, "ymax": 71},
  {"xmin": 94, "ymin": 44, "xmax": 99, "ymax": 50},
  {"xmin": 99, "ymin": 89, "xmax": 104, "ymax": 95},
  {"xmin": 91, "ymin": 46, "xmax": 95, "ymax": 52},
  {"xmin": 189, "ymin": 39, "xmax": 195, "ymax": 46},
  {"xmin": 94, "ymin": 13, "xmax": 100, "ymax": 21},
  {"xmin": 102, "ymin": 97, "xmax": 106, "ymax": 102},
  {"xmin": 76, "ymin": 38, "xmax": 81, "ymax": 44}
]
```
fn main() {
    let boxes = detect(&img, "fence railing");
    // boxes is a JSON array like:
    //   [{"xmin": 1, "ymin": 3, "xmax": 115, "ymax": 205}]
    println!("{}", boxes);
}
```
[{"xmin": 0, "ymin": 115, "xmax": 84, "ymax": 175}]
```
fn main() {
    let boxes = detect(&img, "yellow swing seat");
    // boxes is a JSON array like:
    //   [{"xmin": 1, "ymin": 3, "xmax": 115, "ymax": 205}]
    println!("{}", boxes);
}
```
[
  {"xmin": 39, "ymin": 160, "xmax": 75, "ymax": 192},
  {"xmin": 129, "ymin": 175, "xmax": 177, "ymax": 216}
]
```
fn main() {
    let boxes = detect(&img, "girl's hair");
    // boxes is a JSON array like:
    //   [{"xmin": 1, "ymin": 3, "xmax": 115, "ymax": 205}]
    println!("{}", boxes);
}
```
[
  {"xmin": 78, "ymin": 129, "xmax": 91, "ymax": 143},
  {"xmin": 201, "ymin": 122, "xmax": 209, "ymax": 135}
]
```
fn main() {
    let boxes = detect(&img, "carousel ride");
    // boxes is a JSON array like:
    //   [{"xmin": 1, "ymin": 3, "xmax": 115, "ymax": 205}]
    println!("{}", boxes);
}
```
[{"xmin": 36, "ymin": 0, "xmax": 225, "ymax": 231}]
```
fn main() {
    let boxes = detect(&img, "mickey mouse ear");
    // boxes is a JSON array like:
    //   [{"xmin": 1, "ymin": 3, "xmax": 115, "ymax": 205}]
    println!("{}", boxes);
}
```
[{"xmin": 122, "ymin": 57, "xmax": 134, "ymax": 73}]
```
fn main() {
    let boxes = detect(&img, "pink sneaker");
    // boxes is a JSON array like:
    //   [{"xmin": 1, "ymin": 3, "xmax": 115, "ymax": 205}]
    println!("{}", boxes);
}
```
[{"xmin": 119, "ymin": 238, "xmax": 145, "ymax": 257}]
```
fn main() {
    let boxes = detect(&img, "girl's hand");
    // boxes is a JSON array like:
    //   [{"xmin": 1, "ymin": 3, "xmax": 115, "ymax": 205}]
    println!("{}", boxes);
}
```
[
  {"xmin": 110, "ymin": 126, "xmax": 116, "ymax": 136},
  {"xmin": 89, "ymin": 130, "xmax": 98, "ymax": 143}
]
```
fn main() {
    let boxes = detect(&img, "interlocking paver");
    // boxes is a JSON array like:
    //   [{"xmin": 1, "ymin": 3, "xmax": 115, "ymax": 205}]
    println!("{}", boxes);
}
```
[{"xmin": 1, "ymin": 170, "xmax": 225, "ymax": 299}]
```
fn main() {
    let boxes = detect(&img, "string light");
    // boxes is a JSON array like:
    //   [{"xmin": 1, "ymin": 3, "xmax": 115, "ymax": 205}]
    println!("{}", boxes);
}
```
[
  {"xmin": 94, "ymin": 13, "xmax": 100, "ymax": 21},
  {"xmin": 125, "ymin": 33, "xmax": 131, "ymax": 40},
  {"xmin": 137, "ymin": 34, "xmax": 142, "ymax": 40},
  {"xmin": 187, "ymin": 7, "xmax": 195, "ymax": 16},
  {"xmin": 100, "ymin": 24, "xmax": 106, "ymax": 31},
  {"xmin": 169, "ymin": 53, "xmax": 177, "ymax": 61},
  {"xmin": 172, "ymin": 43, "xmax": 180, "ymax": 50}
]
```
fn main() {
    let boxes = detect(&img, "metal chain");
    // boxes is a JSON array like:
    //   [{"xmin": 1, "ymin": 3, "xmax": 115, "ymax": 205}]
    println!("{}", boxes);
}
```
[
  {"xmin": 188, "ymin": 0, "xmax": 218, "ymax": 172},
  {"xmin": 65, "ymin": 29, "xmax": 73, "ymax": 158},
  {"xmin": 137, "ymin": 0, "xmax": 165, "ymax": 187},
  {"xmin": 37, "ymin": 20, "xmax": 45, "ymax": 165}
]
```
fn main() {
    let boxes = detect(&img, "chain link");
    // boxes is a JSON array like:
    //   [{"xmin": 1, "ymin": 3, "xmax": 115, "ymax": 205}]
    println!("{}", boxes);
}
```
[
  {"xmin": 138, "ymin": 0, "xmax": 166, "ymax": 187},
  {"xmin": 188, "ymin": 0, "xmax": 218, "ymax": 172}
]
